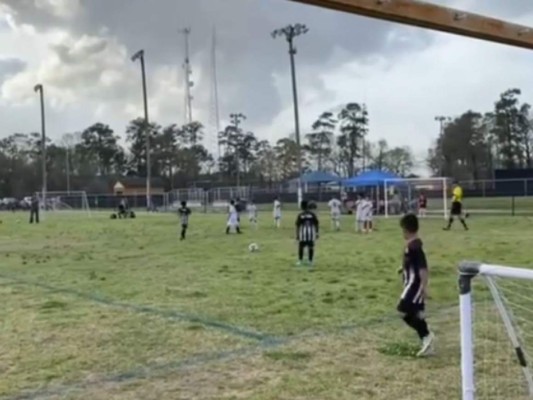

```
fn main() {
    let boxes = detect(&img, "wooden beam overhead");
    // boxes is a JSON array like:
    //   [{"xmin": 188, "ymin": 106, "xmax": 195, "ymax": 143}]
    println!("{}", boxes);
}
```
[{"xmin": 290, "ymin": 0, "xmax": 533, "ymax": 50}]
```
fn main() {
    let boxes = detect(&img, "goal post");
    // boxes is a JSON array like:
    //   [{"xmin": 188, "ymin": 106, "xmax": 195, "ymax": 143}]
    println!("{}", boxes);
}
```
[
  {"xmin": 384, "ymin": 177, "xmax": 449, "ymax": 219},
  {"xmin": 459, "ymin": 261, "xmax": 533, "ymax": 400},
  {"xmin": 36, "ymin": 191, "xmax": 91, "ymax": 217}
]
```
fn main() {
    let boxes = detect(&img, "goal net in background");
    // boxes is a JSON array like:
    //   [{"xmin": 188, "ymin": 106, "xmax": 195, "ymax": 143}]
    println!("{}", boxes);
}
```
[
  {"xmin": 36, "ymin": 191, "xmax": 91, "ymax": 217},
  {"xmin": 459, "ymin": 262, "xmax": 533, "ymax": 400},
  {"xmin": 384, "ymin": 177, "xmax": 449, "ymax": 219}
]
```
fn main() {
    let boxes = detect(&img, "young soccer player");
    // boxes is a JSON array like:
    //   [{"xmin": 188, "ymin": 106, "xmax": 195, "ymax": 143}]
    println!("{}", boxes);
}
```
[
  {"xmin": 362, "ymin": 195, "xmax": 374, "ymax": 233},
  {"xmin": 273, "ymin": 196, "xmax": 282, "ymax": 228},
  {"xmin": 178, "ymin": 201, "xmax": 191, "ymax": 240},
  {"xmin": 226, "ymin": 199, "xmax": 242, "ymax": 234},
  {"xmin": 443, "ymin": 181, "xmax": 468, "ymax": 231},
  {"xmin": 355, "ymin": 193, "xmax": 364, "ymax": 233},
  {"xmin": 247, "ymin": 200, "xmax": 258, "ymax": 229},
  {"xmin": 328, "ymin": 196, "xmax": 342, "ymax": 231},
  {"xmin": 418, "ymin": 192, "xmax": 427, "ymax": 218},
  {"xmin": 398, "ymin": 213, "xmax": 434, "ymax": 357},
  {"xmin": 295, "ymin": 200, "xmax": 319, "ymax": 267}
]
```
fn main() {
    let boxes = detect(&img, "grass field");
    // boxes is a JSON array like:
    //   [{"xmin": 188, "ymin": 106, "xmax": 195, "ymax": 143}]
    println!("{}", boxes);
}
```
[{"xmin": 1, "ymin": 211, "xmax": 533, "ymax": 399}]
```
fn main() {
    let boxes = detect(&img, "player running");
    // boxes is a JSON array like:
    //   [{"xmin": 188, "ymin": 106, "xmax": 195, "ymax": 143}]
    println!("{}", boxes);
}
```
[
  {"xmin": 443, "ymin": 181, "xmax": 468, "ymax": 231},
  {"xmin": 398, "ymin": 213, "xmax": 434, "ymax": 357},
  {"xmin": 295, "ymin": 200, "xmax": 319, "ymax": 267},
  {"xmin": 247, "ymin": 200, "xmax": 258, "ymax": 229},
  {"xmin": 328, "ymin": 196, "xmax": 342, "ymax": 231},
  {"xmin": 178, "ymin": 201, "xmax": 191, "ymax": 240},
  {"xmin": 418, "ymin": 192, "xmax": 427, "ymax": 218},
  {"xmin": 226, "ymin": 200, "xmax": 242, "ymax": 234},
  {"xmin": 273, "ymin": 196, "xmax": 282, "ymax": 228}
]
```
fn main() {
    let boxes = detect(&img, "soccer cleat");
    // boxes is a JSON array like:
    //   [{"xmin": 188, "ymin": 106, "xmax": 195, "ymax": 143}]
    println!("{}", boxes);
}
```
[
  {"xmin": 296, "ymin": 261, "xmax": 303, "ymax": 267},
  {"xmin": 417, "ymin": 332, "xmax": 435, "ymax": 357}
]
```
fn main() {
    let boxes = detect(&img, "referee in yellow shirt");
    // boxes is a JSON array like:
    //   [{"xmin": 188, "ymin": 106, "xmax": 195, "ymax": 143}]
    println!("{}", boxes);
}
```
[{"xmin": 444, "ymin": 181, "xmax": 468, "ymax": 231}]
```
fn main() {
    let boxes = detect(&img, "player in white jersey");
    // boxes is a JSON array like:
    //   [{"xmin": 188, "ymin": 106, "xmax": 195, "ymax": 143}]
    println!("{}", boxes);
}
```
[
  {"xmin": 328, "ymin": 197, "xmax": 342, "ymax": 231},
  {"xmin": 362, "ymin": 195, "xmax": 374, "ymax": 234},
  {"xmin": 355, "ymin": 194, "xmax": 364, "ymax": 233},
  {"xmin": 247, "ymin": 201, "xmax": 258, "ymax": 229},
  {"xmin": 273, "ymin": 197, "xmax": 282, "ymax": 228},
  {"xmin": 226, "ymin": 200, "xmax": 242, "ymax": 234}
]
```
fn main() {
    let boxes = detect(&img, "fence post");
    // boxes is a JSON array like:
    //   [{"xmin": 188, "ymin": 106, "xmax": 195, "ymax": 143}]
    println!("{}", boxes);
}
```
[{"xmin": 512, "ymin": 196, "xmax": 515, "ymax": 217}]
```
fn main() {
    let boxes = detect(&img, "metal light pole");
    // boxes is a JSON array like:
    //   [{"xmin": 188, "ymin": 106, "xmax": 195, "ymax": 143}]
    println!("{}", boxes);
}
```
[
  {"xmin": 131, "ymin": 50, "xmax": 151, "ymax": 211},
  {"xmin": 181, "ymin": 28, "xmax": 193, "ymax": 124},
  {"xmin": 230, "ymin": 113, "xmax": 246, "ymax": 188},
  {"xmin": 34, "ymin": 84, "xmax": 47, "ymax": 206},
  {"xmin": 272, "ymin": 24, "xmax": 309, "ymax": 206}
]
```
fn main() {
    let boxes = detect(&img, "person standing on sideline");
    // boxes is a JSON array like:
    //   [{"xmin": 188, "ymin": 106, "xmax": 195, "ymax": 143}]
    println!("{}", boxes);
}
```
[
  {"xmin": 273, "ymin": 196, "xmax": 282, "ymax": 228},
  {"xmin": 418, "ymin": 192, "xmax": 428, "ymax": 218},
  {"xmin": 29, "ymin": 194, "xmax": 40, "ymax": 224}
]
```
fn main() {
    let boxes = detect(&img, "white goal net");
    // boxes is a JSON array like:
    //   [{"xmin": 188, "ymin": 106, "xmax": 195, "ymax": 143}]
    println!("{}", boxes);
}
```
[
  {"xmin": 36, "ymin": 191, "xmax": 91, "ymax": 217},
  {"xmin": 384, "ymin": 177, "xmax": 449, "ymax": 219},
  {"xmin": 459, "ymin": 261, "xmax": 533, "ymax": 400}
]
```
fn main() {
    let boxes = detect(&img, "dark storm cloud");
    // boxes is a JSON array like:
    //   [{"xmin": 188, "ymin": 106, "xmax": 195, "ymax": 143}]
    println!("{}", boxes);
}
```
[{"xmin": 0, "ymin": 58, "xmax": 25, "ymax": 83}]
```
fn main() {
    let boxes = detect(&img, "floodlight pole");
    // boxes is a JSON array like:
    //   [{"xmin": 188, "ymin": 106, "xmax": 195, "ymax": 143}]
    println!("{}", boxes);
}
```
[
  {"xmin": 132, "ymin": 50, "xmax": 152, "ymax": 211},
  {"xmin": 34, "ymin": 84, "xmax": 47, "ymax": 207},
  {"xmin": 273, "ymin": 24, "xmax": 308, "ymax": 206},
  {"xmin": 230, "ymin": 113, "xmax": 246, "ymax": 188}
]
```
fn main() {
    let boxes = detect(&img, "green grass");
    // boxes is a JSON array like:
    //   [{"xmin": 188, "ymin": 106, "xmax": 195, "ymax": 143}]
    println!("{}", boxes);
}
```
[{"xmin": 1, "ymin": 211, "xmax": 533, "ymax": 399}]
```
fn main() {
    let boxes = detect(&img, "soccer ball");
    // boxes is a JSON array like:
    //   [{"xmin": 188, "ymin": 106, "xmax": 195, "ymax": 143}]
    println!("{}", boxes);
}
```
[{"xmin": 248, "ymin": 243, "xmax": 259, "ymax": 252}]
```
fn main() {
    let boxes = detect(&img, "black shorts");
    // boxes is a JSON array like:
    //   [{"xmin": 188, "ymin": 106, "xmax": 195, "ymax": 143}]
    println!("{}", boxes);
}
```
[
  {"xmin": 397, "ymin": 286, "xmax": 425, "ymax": 314},
  {"xmin": 451, "ymin": 201, "xmax": 462, "ymax": 216},
  {"xmin": 299, "ymin": 241, "xmax": 315, "ymax": 248}
]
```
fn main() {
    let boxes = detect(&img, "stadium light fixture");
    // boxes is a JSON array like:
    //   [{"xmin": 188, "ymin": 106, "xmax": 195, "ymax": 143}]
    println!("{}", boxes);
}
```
[
  {"xmin": 272, "ymin": 23, "xmax": 309, "ymax": 206},
  {"xmin": 131, "ymin": 49, "xmax": 152, "ymax": 211}
]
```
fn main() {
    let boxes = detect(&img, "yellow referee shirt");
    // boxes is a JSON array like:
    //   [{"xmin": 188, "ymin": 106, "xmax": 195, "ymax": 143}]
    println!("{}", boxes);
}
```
[{"xmin": 452, "ymin": 186, "xmax": 463, "ymax": 203}]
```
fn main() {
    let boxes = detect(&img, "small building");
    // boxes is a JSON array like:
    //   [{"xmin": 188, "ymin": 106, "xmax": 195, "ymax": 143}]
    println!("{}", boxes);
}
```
[{"xmin": 113, "ymin": 177, "xmax": 165, "ymax": 196}]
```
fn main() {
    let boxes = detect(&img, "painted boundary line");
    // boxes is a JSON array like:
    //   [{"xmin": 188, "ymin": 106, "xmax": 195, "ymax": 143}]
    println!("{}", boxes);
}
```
[
  {"xmin": 0, "ymin": 304, "xmax": 460, "ymax": 400},
  {"xmin": 0, "ymin": 273, "xmax": 274, "ymax": 342}
]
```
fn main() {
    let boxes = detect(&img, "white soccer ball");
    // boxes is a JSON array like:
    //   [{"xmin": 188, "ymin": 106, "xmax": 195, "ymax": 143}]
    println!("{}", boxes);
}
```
[{"xmin": 248, "ymin": 243, "xmax": 259, "ymax": 252}]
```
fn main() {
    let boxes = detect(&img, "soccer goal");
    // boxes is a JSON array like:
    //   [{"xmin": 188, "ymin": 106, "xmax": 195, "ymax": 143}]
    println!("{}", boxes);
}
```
[
  {"xmin": 459, "ymin": 261, "xmax": 533, "ymax": 400},
  {"xmin": 36, "ymin": 191, "xmax": 91, "ymax": 217},
  {"xmin": 384, "ymin": 177, "xmax": 449, "ymax": 219}
]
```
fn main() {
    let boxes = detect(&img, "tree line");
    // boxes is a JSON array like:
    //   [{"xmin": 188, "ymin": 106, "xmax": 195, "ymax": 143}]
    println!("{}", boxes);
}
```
[
  {"xmin": 0, "ymin": 101, "xmax": 417, "ymax": 197},
  {"xmin": 427, "ymin": 88, "xmax": 533, "ymax": 181}
]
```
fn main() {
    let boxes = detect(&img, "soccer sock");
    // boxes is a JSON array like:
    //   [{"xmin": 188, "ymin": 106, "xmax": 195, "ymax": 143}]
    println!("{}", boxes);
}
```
[
  {"xmin": 460, "ymin": 218, "xmax": 468, "ymax": 230},
  {"xmin": 226, "ymin": 226, "xmax": 230, "ymax": 234},
  {"xmin": 308, "ymin": 246, "xmax": 314, "ymax": 262},
  {"xmin": 181, "ymin": 227, "xmax": 186, "ymax": 239},
  {"xmin": 298, "ymin": 243, "xmax": 304, "ymax": 261},
  {"xmin": 403, "ymin": 314, "xmax": 430, "ymax": 339},
  {"xmin": 446, "ymin": 217, "xmax": 454, "ymax": 229},
  {"xmin": 236, "ymin": 226, "xmax": 242, "ymax": 234}
]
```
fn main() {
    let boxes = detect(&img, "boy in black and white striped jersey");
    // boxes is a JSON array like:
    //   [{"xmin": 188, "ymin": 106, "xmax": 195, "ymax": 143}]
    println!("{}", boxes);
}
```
[
  {"xmin": 178, "ymin": 201, "xmax": 191, "ymax": 240},
  {"xmin": 295, "ymin": 200, "xmax": 319, "ymax": 267}
]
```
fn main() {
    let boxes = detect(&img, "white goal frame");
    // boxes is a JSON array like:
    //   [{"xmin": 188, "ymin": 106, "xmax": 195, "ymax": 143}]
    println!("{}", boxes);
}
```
[
  {"xmin": 36, "ymin": 190, "xmax": 91, "ymax": 217},
  {"xmin": 384, "ymin": 177, "xmax": 448, "ymax": 220},
  {"xmin": 459, "ymin": 261, "xmax": 533, "ymax": 400}
]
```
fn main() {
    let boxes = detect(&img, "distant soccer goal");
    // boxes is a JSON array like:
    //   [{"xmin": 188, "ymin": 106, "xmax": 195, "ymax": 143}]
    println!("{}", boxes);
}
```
[
  {"xmin": 384, "ymin": 177, "xmax": 449, "ymax": 219},
  {"xmin": 36, "ymin": 191, "xmax": 91, "ymax": 217},
  {"xmin": 459, "ymin": 261, "xmax": 533, "ymax": 400}
]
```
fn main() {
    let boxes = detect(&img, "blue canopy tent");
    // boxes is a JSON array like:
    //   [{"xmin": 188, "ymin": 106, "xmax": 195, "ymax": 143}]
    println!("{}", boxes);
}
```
[
  {"xmin": 342, "ymin": 170, "xmax": 406, "ymax": 216},
  {"xmin": 342, "ymin": 170, "xmax": 402, "ymax": 187}
]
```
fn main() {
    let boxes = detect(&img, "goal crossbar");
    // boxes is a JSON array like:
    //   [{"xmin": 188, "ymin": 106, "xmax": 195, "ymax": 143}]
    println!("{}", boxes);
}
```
[{"xmin": 459, "ymin": 261, "xmax": 533, "ymax": 400}]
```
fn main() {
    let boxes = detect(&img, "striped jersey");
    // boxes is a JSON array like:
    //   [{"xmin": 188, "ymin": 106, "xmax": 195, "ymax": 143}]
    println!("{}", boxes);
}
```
[
  {"xmin": 178, "ymin": 207, "xmax": 191, "ymax": 225},
  {"xmin": 295, "ymin": 210, "xmax": 319, "ymax": 242},
  {"xmin": 401, "ymin": 238, "xmax": 428, "ymax": 298}
]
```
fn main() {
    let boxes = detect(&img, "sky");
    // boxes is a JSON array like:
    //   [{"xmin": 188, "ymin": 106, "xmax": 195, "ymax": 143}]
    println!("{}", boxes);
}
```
[{"xmin": 1, "ymin": 0, "xmax": 533, "ymax": 173}]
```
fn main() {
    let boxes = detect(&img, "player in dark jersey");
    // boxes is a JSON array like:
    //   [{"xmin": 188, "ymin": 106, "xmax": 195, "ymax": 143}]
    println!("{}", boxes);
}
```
[
  {"xmin": 398, "ymin": 214, "xmax": 434, "ymax": 357},
  {"xmin": 418, "ymin": 192, "xmax": 427, "ymax": 218},
  {"xmin": 178, "ymin": 201, "xmax": 191, "ymax": 240},
  {"xmin": 295, "ymin": 200, "xmax": 319, "ymax": 267}
]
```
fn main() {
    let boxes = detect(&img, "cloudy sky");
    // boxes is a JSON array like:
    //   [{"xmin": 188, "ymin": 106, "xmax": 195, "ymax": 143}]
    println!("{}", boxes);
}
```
[{"xmin": 1, "ymin": 0, "xmax": 533, "ymax": 172}]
